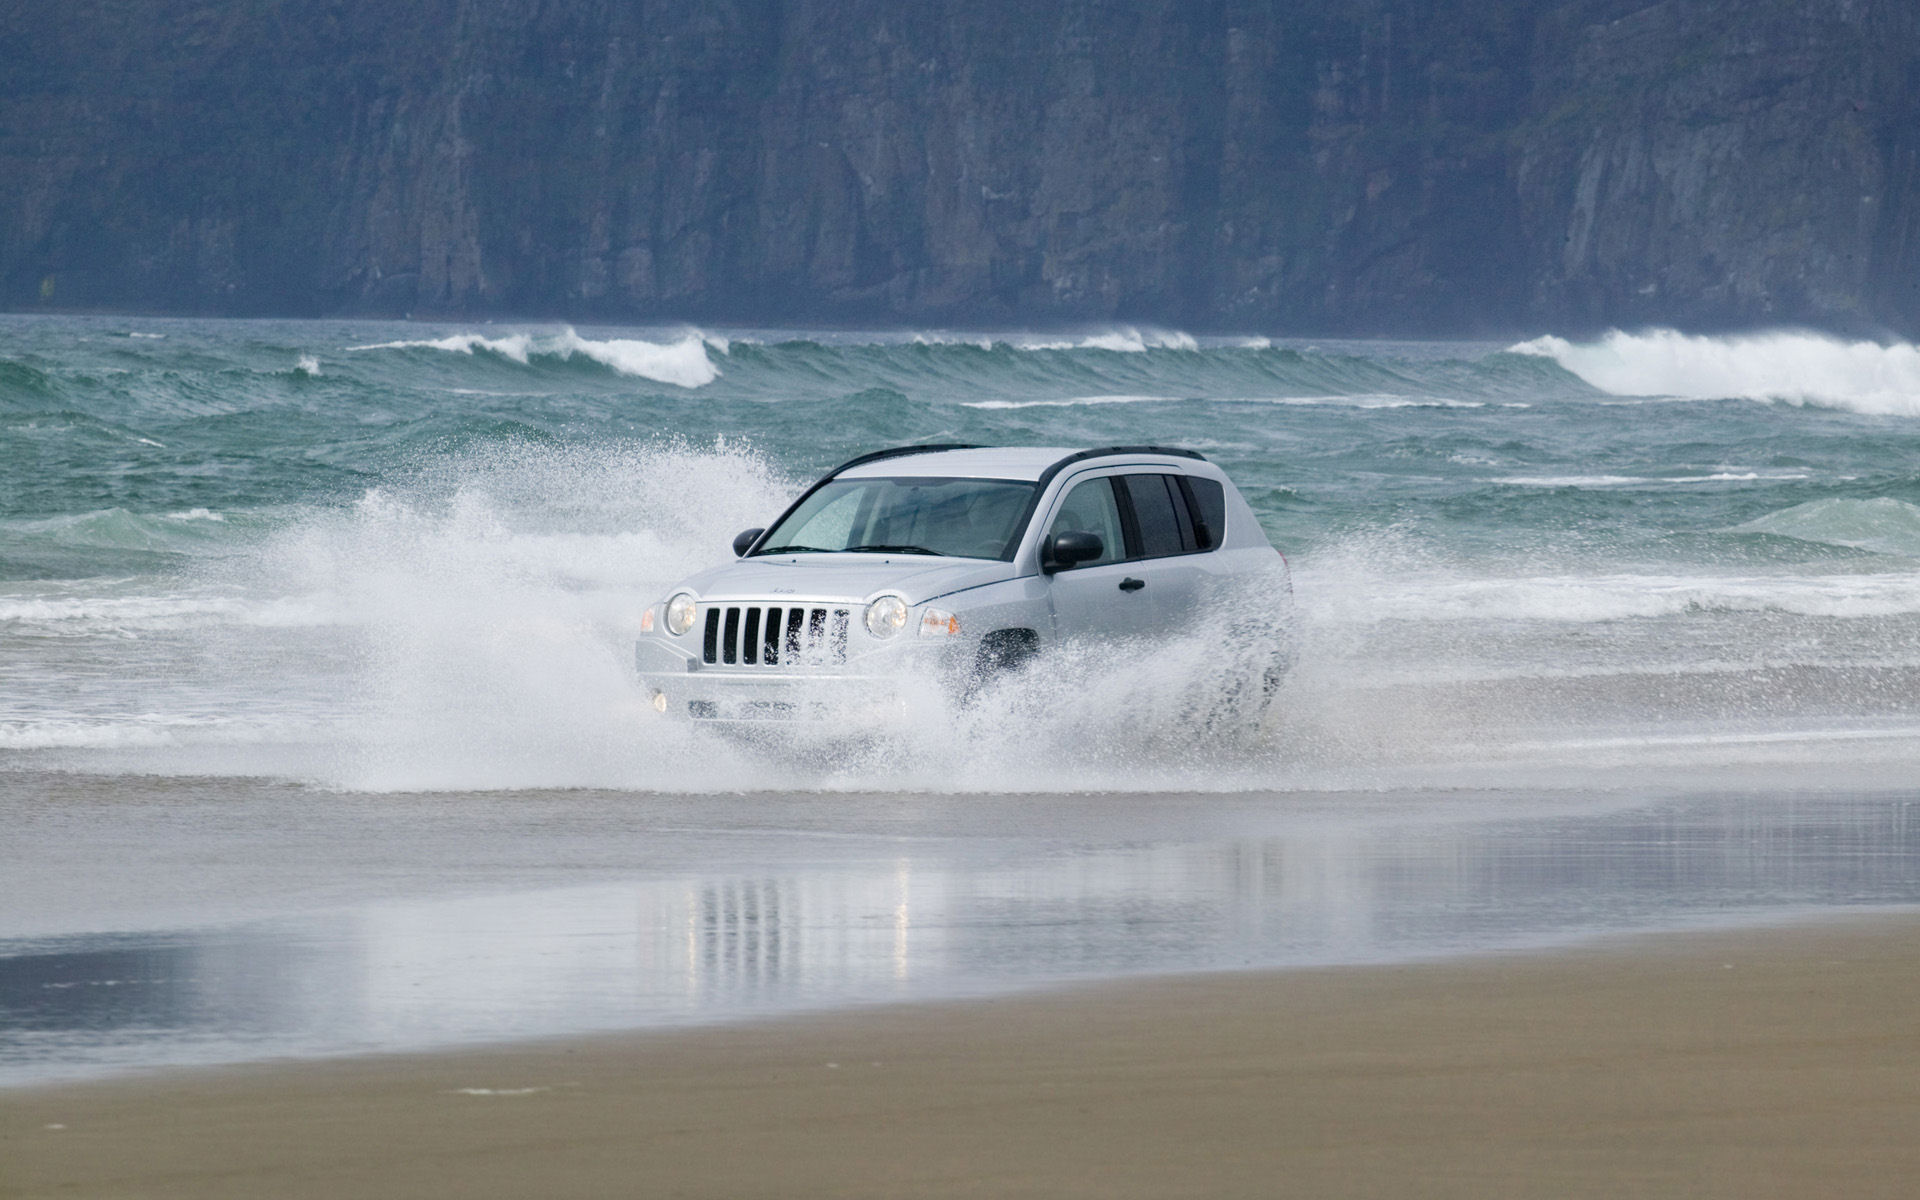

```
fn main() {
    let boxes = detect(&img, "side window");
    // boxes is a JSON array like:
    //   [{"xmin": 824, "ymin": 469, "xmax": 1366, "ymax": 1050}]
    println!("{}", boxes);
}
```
[
  {"xmin": 1046, "ymin": 477, "xmax": 1124, "ymax": 566},
  {"xmin": 1180, "ymin": 477, "xmax": 1226, "ymax": 551},
  {"xmin": 1121, "ymin": 474, "xmax": 1190, "ymax": 559}
]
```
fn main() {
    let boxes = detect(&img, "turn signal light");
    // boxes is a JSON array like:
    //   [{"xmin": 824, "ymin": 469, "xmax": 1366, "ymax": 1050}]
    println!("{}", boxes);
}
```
[{"xmin": 918, "ymin": 608, "xmax": 961, "ymax": 638}]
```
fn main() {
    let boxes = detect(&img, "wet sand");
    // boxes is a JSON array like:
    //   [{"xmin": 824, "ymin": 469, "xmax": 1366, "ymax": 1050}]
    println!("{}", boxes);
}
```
[{"xmin": 5, "ymin": 914, "xmax": 1917, "ymax": 1200}]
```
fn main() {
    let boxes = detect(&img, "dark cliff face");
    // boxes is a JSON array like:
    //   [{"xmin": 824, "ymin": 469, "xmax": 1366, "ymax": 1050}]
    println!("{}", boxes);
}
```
[{"xmin": 3, "ymin": 0, "xmax": 1916, "ymax": 334}]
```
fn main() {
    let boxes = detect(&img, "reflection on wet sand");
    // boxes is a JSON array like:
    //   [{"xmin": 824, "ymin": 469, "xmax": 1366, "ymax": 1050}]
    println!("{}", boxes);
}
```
[{"xmin": 2, "ymin": 790, "xmax": 1917, "ymax": 1084}]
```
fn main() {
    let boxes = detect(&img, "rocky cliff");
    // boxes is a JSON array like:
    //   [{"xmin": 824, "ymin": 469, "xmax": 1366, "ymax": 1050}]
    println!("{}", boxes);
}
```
[{"xmin": 4, "ymin": 0, "xmax": 1916, "ymax": 334}]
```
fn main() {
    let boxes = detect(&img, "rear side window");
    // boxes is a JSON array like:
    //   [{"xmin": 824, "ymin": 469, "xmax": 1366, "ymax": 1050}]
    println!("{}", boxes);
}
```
[
  {"xmin": 1121, "ymin": 474, "xmax": 1191, "ymax": 558},
  {"xmin": 1180, "ymin": 477, "xmax": 1226, "ymax": 550}
]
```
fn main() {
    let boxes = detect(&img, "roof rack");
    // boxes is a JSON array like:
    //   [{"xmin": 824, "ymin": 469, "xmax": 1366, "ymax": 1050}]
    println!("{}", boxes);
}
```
[
  {"xmin": 1076, "ymin": 444, "xmax": 1205, "ymax": 463},
  {"xmin": 826, "ymin": 443, "xmax": 983, "ymax": 477},
  {"xmin": 1032, "ymin": 445, "xmax": 1206, "ymax": 489}
]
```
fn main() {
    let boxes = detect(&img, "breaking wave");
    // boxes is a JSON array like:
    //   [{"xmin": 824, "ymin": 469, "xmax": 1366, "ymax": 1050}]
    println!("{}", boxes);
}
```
[
  {"xmin": 349, "ymin": 328, "xmax": 721, "ymax": 388},
  {"xmin": 911, "ymin": 326, "xmax": 1200, "ymax": 352},
  {"xmin": 1511, "ymin": 329, "xmax": 1920, "ymax": 415}
]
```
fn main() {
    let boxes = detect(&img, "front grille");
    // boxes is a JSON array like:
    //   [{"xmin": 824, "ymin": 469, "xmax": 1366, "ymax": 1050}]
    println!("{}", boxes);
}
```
[{"xmin": 702, "ymin": 604, "xmax": 850, "ymax": 667}]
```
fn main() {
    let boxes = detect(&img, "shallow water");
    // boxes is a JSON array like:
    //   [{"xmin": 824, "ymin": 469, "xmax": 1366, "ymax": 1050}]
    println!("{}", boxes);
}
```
[
  {"xmin": 5, "ymin": 316, "xmax": 1920, "ymax": 791},
  {"xmin": 2, "ymin": 773, "xmax": 1917, "ymax": 1085},
  {"xmin": 7, "ymin": 316, "xmax": 1920, "ymax": 1082}
]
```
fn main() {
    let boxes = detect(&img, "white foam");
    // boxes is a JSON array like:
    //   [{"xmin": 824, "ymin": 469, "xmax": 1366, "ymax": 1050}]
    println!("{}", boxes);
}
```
[
  {"xmin": 1494, "ymin": 471, "xmax": 1811, "ymax": 488},
  {"xmin": 1297, "ymin": 566, "xmax": 1920, "ymax": 624},
  {"xmin": 1251, "ymin": 394, "xmax": 1483, "ymax": 409},
  {"xmin": 448, "ymin": 1087, "xmax": 552, "ymax": 1096},
  {"xmin": 348, "ymin": 329, "xmax": 718, "ymax": 388},
  {"xmin": 553, "ymin": 330, "xmax": 718, "ymax": 387},
  {"xmin": 962, "ymin": 393, "xmax": 1481, "ymax": 411},
  {"xmin": 295, "ymin": 355, "xmax": 320, "ymax": 375},
  {"xmin": 1511, "ymin": 329, "xmax": 1920, "ymax": 415},
  {"xmin": 909, "ymin": 332, "xmax": 996, "ymax": 349},
  {"xmin": 0, "ymin": 590, "xmax": 335, "ymax": 631},
  {"xmin": 963, "ymin": 394, "xmax": 1180, "ymax": 410},
  {"xmin": 906, "ymin": 327, "xmax": 1199, "ymax": 352},
  {"xmin": 1015, "ymin": 327, "xmax": 1200, "ymax": 352},
  {"xmin": 0, "ymin": 715, "xmax": 276, "ymax": 751}
]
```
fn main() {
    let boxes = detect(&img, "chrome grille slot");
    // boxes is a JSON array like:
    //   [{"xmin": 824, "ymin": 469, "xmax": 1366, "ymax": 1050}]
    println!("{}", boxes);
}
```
[{"xmin": 702, "ymin": 604, "xmax": 849, "ymax": 667}]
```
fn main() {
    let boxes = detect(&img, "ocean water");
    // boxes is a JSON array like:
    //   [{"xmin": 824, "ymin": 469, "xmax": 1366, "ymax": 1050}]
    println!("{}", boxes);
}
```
[{"xmin": 4, "ymin": 314, "xmax": 1920, "ymax": 793}]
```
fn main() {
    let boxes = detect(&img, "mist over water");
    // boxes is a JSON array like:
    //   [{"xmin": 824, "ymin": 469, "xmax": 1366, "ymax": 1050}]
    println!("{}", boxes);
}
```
[{"xmin": 4, "ymin": 315, "xmax": 1920, "ymax": 793}]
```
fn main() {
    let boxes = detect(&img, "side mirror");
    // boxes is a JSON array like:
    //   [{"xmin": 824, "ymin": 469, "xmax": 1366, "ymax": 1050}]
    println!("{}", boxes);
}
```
[
  {"xmin": 732, "ymin": 527, "xmax": 764, "ymax": 557},
  {"xmin": 1044, "ymin": 530, "xmax": 1103, "ymax": 572}
]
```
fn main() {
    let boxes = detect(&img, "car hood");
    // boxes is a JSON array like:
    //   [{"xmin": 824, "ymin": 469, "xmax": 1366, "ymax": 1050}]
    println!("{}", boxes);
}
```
[{"xmin": 673, "ymin": 555, "xmax": 1022, "ymax": 606}]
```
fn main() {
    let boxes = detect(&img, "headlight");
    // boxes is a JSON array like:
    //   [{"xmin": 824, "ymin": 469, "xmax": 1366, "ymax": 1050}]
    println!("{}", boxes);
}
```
[
  {"xmin": 918, "ymin": 607, "xmax": 961, "ymax": 638},
  {"xmin": 665, "ymin": 592, "xmax": 698, "ymax": 636},
  {"xmin": 865, "ymin": 595, "xmax": 909, "ymax": 639}
]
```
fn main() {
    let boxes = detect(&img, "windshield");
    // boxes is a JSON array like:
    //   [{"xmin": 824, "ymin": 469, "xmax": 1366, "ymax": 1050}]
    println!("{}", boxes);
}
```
[{"xmin": 754, "ymin": 476, "xmax": 1038, "ymax": 561}]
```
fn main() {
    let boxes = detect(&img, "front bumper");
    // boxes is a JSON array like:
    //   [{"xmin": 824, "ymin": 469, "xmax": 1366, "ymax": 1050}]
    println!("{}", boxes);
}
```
[
  {"xmin": 637, "ymin": 669, "xmax": 918, "ymax": 724},
  {"xmin": 636, "ymin": 635, "xmax": 956, "ymax": 724}
]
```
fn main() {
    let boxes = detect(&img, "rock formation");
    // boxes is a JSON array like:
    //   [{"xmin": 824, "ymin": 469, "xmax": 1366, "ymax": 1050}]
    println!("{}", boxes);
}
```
[{"xmin": 3, "ymin": 0, "xmax": 1915, "ymax": 334}]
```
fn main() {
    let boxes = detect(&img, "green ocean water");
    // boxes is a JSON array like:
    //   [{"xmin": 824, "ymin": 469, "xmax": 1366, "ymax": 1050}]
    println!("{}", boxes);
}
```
[{"xmin": 4, "ymin": 314, "xmax": 1920, "ymax": 790}]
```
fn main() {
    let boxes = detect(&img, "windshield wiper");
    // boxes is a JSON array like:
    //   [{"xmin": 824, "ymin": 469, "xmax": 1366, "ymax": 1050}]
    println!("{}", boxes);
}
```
[{"xmin": 759, "ymin": 543, "xmax": 943, "ymax": 556}]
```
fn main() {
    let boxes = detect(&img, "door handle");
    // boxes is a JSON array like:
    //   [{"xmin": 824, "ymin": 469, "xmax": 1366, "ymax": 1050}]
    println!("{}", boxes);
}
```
[{"xmin": 1118, "ymin": 577, "xmax": 1146, "ymax": 592}]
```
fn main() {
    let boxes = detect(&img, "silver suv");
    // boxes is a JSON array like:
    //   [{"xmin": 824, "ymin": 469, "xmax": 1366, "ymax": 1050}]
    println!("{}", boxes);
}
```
[{"xmin": 635, "ymin": 444, "xmax": 1293, "ymax": 724}]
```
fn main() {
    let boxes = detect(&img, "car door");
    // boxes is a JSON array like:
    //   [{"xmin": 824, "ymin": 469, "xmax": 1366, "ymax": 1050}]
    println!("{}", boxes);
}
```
[
  {"xmin": 1111, "ymin": 472, "xmax": 1205, "ymax": 627},
  {"xmin": 1040, "ymin": 474, "xmax": 1159, "ymax": 642}
]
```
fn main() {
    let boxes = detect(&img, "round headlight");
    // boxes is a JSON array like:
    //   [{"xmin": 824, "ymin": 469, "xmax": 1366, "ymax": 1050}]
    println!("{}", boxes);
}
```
[
  {"xmin": 865, "ymin": 595, "xmax": 909, "ymax": 639},
  {"xmin": 665, "ymin": 592, "xmax": 698, "ymax": 636}
]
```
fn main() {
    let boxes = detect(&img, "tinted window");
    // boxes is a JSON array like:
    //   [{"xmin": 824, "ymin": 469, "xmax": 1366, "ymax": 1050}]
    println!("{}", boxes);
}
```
[
  {"xmin": 1181, "ymin": 477, "xmax": 1226, "ymax": 550},
  {"xmin": 1123, "ymin": 474, "xmax": 1188, "ymax": 559},
  {"xmin": 1046, "ymin": 478, "xmax": 1124, "ymax": 566}
]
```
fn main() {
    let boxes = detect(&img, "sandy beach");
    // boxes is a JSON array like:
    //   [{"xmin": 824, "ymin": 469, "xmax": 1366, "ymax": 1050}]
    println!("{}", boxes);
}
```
[{"xmin": 6, "ymin": 912, "xmax": 1917, "ymax": 1200}]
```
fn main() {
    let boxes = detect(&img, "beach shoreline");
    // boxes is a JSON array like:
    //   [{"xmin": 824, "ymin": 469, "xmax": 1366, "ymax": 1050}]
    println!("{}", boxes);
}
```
[{"xmin": 6, "ymin": 910, "xmax": 1918, "ymax": 1199}]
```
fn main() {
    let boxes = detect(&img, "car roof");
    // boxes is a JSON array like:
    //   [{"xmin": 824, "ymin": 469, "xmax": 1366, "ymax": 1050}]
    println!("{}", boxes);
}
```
[{"xmin": 835, "ymin": 445, "xmax": 1205, "ymax": 483}]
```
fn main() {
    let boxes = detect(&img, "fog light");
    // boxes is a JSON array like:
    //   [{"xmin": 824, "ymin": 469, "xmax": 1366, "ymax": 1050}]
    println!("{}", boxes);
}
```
[{"xmin": 650, "ymin": 690, "xmax": 668, "ymax": 714}]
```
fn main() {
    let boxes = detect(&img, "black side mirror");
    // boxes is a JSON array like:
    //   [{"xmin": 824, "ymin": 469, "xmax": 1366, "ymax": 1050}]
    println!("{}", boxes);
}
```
[
  {"xmin": 1044, "ymin": 530, "xmax": 1103, "ymax": 572},
  {"xmin": 732, "ymin": 527, "xmax": 764, "ymax": 557}
]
